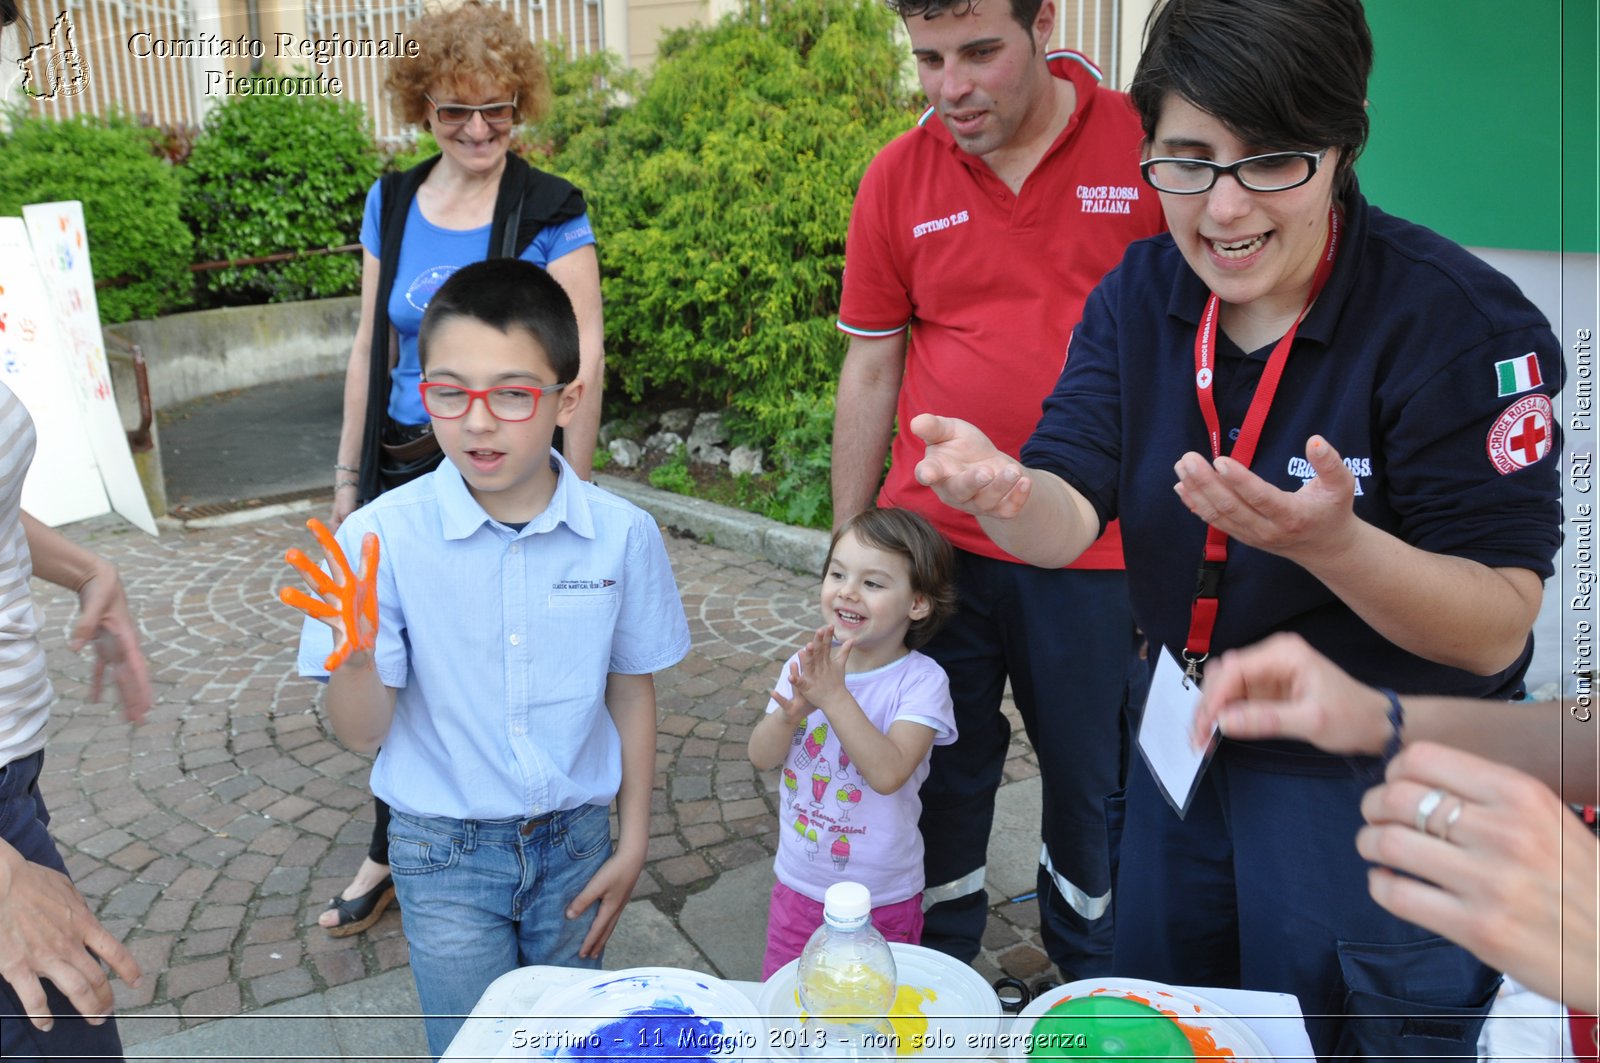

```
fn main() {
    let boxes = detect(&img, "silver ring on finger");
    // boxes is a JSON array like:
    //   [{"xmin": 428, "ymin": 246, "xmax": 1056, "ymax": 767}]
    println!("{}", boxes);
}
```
[
  {"xmin": 1414, "ymin": 788, "xmax": 1445, "ymax": 834},
  {"xmin": 1439, "ymin": 801, "xmax": 1463, "ymax": 843}
]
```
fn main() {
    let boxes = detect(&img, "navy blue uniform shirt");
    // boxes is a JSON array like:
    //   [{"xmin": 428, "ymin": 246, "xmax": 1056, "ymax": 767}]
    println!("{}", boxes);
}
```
[{"xmin": 1023, "ymin": 188, "xmax": 1563, "ymax": 700}]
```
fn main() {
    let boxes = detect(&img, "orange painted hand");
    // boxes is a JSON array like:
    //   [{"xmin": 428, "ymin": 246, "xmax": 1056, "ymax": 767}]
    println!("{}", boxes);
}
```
[{"xmin": 278, "ymin": 518, "xmax": 379, "ymax": 671}]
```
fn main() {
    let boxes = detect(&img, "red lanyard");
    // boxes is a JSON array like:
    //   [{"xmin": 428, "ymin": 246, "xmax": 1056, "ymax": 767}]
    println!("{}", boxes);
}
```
[{"xmin": 1182, "ymin": 208, "xmax": 1340, "ymax": 679}]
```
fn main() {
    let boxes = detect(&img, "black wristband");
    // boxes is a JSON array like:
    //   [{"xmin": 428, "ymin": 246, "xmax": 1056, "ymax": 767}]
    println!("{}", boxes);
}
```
[{"xmin": 1377, "ymin": 687, "xmax": 1404, "ymax": 763}]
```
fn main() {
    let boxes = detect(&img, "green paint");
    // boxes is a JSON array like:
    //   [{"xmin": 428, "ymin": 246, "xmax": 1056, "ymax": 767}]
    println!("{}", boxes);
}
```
[{"xmin": 1361, "ymin": 0, "xmax": 1596, "ymax": 253}]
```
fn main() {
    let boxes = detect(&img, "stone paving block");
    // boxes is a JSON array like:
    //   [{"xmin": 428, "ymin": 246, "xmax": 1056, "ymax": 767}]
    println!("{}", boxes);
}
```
[
  {"xmin": 166, "ymin": 866, "xmax": 219, "ymax": 900},
  {"xmin": 128, "ymin": 811, "xmax": 181, "ymax": 840},
  {"xmin": 312, "ymin": 947, "xmax": 368, "ymax": 988},
  {"xmin": 296, "ymin": 807, "xmax": 351, "ymax": 838},
  {"xmin": 256, "ymin": 895, "xmax": 300, "ymax": 918},
  {"xmin": 79, "ymin": 827, "xmax": 136, "ymax": 859},
  {"xmin": 178, "ymin": 927, "xmax": 238, "ymax": 958},
  {"xmin": 241, "ymin": 941, "xmax": 302, "ymax": 978},
  {"xmin": 102, "ymin": 879, "xmax": 164, "ymax": 919},
  {"xmin": 165, "ymin": 955, "xmax": 233, "ymax": 999},
  {"xmin": 144, "ymin": 898, "xmax": 197, "ymax": 933},
  {"xmin": 223, "ymin": 852, "xmax": 277, "ymax": 883},
  {"xmin": 247, "ymin": 824, "xmax": 297, "ymax": 856},
  {"xmin": 237, "ymin": 784, "xmax": 285, "ymax": 812},
  {"xmin": 998, "ymin": 943, "xmax": 1052, "ymax": 980},
  {"xmin": 211, "ymin": 773, "xmax": 264, "ymax": 802},
  {"xmin": 109, "ymin": 841, "xmax": 162, "ymax": 872},
  {"xmin": 181, "ymin": 835, "xmax": 247, "ymax": 868},
  {"xmin": 191, "ymin": 902, "xmax": 249, "ymax": 932},
  {"xmin": 75, "ymin": 864, "xmax": 132, "ymax": 897},
  {"xmin": 276, "ymin": 834, "xmax": 329, "ymax": 867},
  {"xmin": 154, "ymin": 822, "xmax": 209, "ymax": 854},
  {"xmin": 262, "ymin": 794, "xmax": 317, "ymax": 822},
  {"xmin": 261, "ymin": 865, "xmax": 312, "ymax": 895},
  {"xmin": 670, "ymin": 775, "xmax": 711, "ymax": 802},
  {"xmin": 242, "ymin": 915, "xmax": 298, "ymax": 946},
  {"xmin": 373, "ymin": 934, "xmax": 411, "ymax": 971},
  {"xmin": 656, "ymin": 853, "xmax": 712, "ymax": 887},
  {"xmin": 681, "ymin": 823, "xmax": 729, "ymax": 849}
]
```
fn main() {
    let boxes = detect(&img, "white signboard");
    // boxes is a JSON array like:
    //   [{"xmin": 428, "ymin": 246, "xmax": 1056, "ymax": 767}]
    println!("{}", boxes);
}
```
[
  {"xmin": 22, "ymin": 202, "xmax": 157, "ymax": 535},
  {"xmin": 0, "ymin": 218, "xmax": 109, "ymax": 526}
]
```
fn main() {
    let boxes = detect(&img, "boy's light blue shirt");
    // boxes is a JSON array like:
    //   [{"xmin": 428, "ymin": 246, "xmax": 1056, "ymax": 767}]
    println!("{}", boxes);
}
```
[{"xmin": 297, "ymin": 453, "xmax": 690, "ymax": 821}]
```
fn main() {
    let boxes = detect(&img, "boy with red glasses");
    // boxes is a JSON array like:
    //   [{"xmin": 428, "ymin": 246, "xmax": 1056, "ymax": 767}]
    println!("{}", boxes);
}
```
[{"xmin": 293, "ymin": 258, "xmax": 688, "ymax": 1057}]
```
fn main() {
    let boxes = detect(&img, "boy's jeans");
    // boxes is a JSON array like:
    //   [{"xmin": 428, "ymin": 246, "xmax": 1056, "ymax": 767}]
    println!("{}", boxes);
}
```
[{"xmin": 388, "ymin": 803, "xmax": 610, "ymax": 1057}]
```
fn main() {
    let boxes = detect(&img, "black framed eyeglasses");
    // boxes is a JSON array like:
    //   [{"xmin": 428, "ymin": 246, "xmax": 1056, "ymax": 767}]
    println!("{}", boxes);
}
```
[
  {"xmin": 419, "ymin": 381, "xmax": 565, "ymax": 422},
  {"xmin": 425, "ymin": 93, "xmax": 518, "ymax": 126},
  {"xmin": 1140, "ymin": 149, "xmax": 1329, "ymax": 195}
]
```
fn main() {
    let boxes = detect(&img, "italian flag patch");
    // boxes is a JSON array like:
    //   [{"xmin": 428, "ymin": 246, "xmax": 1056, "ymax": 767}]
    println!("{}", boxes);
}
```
[{"xmin": 1495, "ymin": 353, "xmax": 1543, "ymax": 396}]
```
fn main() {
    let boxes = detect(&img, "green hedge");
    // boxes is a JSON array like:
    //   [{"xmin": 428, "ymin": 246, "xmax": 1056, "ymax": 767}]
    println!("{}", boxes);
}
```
[
  {"xmin": 0, "ymin": 112, "xmax": 193, "ymax": 324},
  {"xmin": 548, "ymin": 0, "xmax": 915, "ymax": 526},
  {"xmin": 183, "ymin": 73, "xmax": 382, "ymax": 306}
]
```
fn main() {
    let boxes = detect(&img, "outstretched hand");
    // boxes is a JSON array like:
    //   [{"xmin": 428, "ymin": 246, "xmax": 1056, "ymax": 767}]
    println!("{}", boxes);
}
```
[
  {"xmin": 909, "ymin": 414, "xmax": 1032, "ymax": 519},
  {"xmin": 1172, "ymin": 434, "xmax": 1359, "ymax": 564},
  {"xmin": 279, "ymin": 518, "xmax": 379, "ymax": 670},
  {"xmin": 1193, "ymin": 632, "xmax": 1393, "ymax": 755}
]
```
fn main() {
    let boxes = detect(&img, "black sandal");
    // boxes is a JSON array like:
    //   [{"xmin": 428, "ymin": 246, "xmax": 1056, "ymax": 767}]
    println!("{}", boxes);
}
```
[{"xmin": 321, "ymin": 874, "xmax": 396, "ymax": 937}]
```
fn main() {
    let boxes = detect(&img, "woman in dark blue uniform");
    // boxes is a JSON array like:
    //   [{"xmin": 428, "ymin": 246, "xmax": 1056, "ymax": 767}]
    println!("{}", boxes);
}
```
[{"xmin": 908, "ymin": 0, "xmax": 1564, "ymax": 1057}]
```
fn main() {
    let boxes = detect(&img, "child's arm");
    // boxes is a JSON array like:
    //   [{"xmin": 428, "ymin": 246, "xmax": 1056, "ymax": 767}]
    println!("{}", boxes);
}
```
[
  {"xmin": 749, "ymin": 656, "xmax": 810, "ymax": 770},
  {"xmin": 325, "ymin": 650, "xmax": 398, "ymax": 753},
  {"xmin": 790, "ymin": 625, "xmax": 937, "ymax": 795},
  {"xmin": 569, "ymin": 671, "xmax": 655, "ymax": 959}
]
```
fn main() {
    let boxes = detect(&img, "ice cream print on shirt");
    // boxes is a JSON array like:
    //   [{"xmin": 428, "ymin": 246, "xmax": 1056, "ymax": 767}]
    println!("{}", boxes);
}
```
[{"xmin": 784, "ymin": 726, "xmax": 869, "ymax": 865}]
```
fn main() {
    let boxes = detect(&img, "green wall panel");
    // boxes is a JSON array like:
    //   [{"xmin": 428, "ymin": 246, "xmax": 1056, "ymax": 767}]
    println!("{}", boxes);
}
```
[{"xmin": 1362, "ymin": 0, "xmax": 1596, "ymax": 253}]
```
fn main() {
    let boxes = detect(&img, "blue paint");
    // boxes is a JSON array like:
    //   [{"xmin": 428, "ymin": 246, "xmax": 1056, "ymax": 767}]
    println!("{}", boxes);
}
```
[{"xmin": 545, "ymin": 996, "xmax": 742, "ymax": 1062}]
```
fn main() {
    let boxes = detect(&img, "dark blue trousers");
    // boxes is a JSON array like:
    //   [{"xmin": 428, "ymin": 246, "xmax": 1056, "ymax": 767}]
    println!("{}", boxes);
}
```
[
  {"xmin": 1113, "ymin": 740, "xmax": 1498, "ymax": 1060},
  {"xmin": 916, "ymin": 555, "xmax": 1144, "ymax": 981},
  {"xmin": 0, "ymin": 751, "xmax": 126, "ymax": 1062}
]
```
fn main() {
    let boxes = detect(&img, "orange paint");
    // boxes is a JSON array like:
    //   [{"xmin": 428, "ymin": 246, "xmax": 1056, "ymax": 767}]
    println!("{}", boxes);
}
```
[
  {"xmin": 279, "ymin": 518, "xmax": 380, "ymax": 670},
  {"xmin": 1058, "ymin": 989, "xmax": 1239, "ymax": 1060}
]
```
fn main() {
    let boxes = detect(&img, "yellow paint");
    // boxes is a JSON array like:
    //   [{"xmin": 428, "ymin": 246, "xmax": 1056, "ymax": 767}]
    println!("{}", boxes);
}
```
[
  {"xmin": 888, "ymin": 983, "xmax": 936, "ymax": 1056},
  {"xmin": 794, "ymin": 982, "xmax": 939, "ymax": 1057}
]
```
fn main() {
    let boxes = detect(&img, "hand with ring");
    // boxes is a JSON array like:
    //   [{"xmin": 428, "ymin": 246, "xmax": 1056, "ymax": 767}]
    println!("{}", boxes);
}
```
[
  {"xmin": 279, "ymin": 518, "xmax": 380, "ymax": 671},
  {"xmin": 1356, "ymin": 742, "xmax": 1598, "ymax": 1014}
]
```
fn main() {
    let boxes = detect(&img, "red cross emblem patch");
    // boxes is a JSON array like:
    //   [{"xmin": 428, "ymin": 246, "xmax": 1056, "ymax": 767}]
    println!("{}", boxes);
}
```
[{"xmin": 1486, "ymin": 394, "xmax": 1554, "ymax": 474}]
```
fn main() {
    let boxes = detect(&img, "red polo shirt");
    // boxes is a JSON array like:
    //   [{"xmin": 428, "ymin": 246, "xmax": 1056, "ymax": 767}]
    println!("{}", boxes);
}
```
[{"xmin": 838, "ymin": 52, "xmax": 1164, "ymax": 566}]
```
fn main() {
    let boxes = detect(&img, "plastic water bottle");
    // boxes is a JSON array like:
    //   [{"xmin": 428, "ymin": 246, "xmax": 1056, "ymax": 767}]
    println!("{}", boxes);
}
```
[{"xmin": 796, "ymin": 882, "xmax": 898, "ymax": 1060}]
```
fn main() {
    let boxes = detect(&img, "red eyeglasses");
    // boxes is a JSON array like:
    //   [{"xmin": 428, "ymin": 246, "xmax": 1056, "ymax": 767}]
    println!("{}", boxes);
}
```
[{"xmin": 419, "ymin": 382, "xmax": 566, "ymax": 422}]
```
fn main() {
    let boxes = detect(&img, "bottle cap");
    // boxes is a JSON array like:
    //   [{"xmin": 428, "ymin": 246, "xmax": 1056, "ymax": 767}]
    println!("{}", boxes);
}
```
[{"xmin": 823, "ymin": 881, "xmax": 872, "ymax": 924}]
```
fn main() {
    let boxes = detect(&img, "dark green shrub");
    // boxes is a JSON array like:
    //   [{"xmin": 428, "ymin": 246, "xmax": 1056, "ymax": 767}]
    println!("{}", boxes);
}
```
[
  {"xmin": 533, "ymin": 42, "xmax": 641, "ymax": 161},
  {"xmin": 183, "ymin": 73, "xmax": 382, "ymax": 306},
  {"xmin": 0, "ymin": 111, "xmax": 192, "ymax": 324},
  {"xmin": 548, "ymin": 0, "xmax": 916, "ymax": 528}
]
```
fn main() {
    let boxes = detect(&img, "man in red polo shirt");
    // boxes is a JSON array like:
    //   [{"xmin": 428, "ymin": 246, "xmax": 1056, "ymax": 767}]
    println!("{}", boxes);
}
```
[{"xmin": 832, "ymin": 0, "xmax": 1163, "ymax": 978}]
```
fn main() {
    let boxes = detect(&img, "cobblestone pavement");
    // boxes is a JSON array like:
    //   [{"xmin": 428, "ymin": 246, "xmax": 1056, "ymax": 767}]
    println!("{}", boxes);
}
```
[{"xmin": 37, "ymin": 510, "xmax": 1044, "ymax": 1043}]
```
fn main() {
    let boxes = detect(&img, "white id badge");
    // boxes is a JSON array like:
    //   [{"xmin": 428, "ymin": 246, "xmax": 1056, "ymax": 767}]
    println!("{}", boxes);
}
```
[{"xmin": 1135, "ymin": 648, "xmax": 1220, "ymax": 818}]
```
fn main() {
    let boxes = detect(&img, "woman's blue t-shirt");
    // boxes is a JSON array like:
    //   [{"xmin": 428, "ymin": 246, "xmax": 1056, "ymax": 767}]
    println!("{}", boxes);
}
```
[{"xmin": 359, "ymin": 179, "xmax": 595, "ymax": 425}]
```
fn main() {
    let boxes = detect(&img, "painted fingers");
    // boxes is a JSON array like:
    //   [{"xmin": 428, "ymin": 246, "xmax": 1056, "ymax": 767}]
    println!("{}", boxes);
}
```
[{"xmin": 278, "ymin": 518, "xmax": 379, "ymax": 671}]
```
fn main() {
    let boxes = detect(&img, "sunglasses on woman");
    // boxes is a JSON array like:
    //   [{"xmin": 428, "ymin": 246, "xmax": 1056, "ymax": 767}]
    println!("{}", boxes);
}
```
[{"xmin": 425, "ymin": 93, "xmax": 518, "ymax": 126}]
